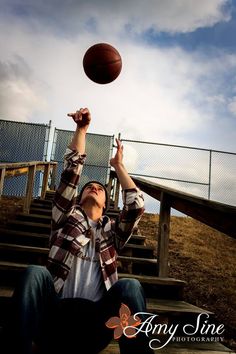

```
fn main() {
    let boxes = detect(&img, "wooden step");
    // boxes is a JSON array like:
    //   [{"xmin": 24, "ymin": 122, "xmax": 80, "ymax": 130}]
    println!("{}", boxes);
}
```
[
  {"xmin": 0, "ymin": 228, "xmax": 49, "ymax": 247},
  {"xmin": 45, "ymin": 195, "xmax": 55, "ymax": 201},
  {"xmin": 30, "ymin": 207, "xmax": 52, "ymax": 216},
  {"xmin": 0, "ymin": 285, "xmax": 212, "ymax": 332},
  {"xmin": 98, "ymin": 341, "xmax": 233, "ymax": 353},
  {"xmin": 118, "ymin": 255, "xmax": 157, "ymax": 265},
  {"xmin": 0, "ymin": 260, "xmax": 28, "ymax": 270},
  {"xmin": 0, "ymin": 243, "xmax": 49, "ymax": 254},
  {"xmin": 127, "ymin": 234, "xmax": 146, "ymax": 245},
  {"xmin": 0, "ymin": 243, "xmax": 48, "ymax": 266},
  {"xmin": 0, "ymin": 243, "xmax": 155, "ymax": 261},
  {"xmin": 0, "ymin": 261, "xmax": 184, "ymax": 299},
  {"xmin": 119, "ymin": 273, "xmax": 186, "ymax": 300},
  {"xmin": 106, "ymin": 211, "xmax": 121, "ymax": 219},
  {"xmin": 0, "ymin": 243, "xmax": 156, "ymax": 274},
  {"xmin": 16, "ymin": 213, "xmax": 51, "ymax": 224},
  {"xmin": 32, "ymin": 198, "xmax": 53, "ymax": 206},
  {"xmin": 0, "ymin": 261, "xmax": 29, "ymax": 286},
  {"xmin": 30, "ymin": 201, "xmax": 53, "ymax": 210},
  {"xmin": 7, "ymin": 220, "xmax": 51, "ymax": 233},
  {"xmin": 119, "ymin": 273, "xmax": 186, "ymax": 287},
  {"xmin": 118, "ymin": 255, "xmax": 157, "ymax": 276},
  {"xmin": 120, "ymin": 243, "xmax": 154, "ymax": 258},
  {"xmin": 0, "ymin": 285, "xmax": 211, "ymax": 316},
  {"xmin": 146, "ymin": 298, "xmax": 213, "ymax": 315},
  {"xmin": 0, "ymin": 228, "xmax": 145, "ymax": 252}
]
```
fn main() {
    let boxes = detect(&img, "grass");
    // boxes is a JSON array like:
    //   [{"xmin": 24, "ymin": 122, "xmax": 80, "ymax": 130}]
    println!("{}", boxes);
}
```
[{"xmin": 138, "ymin": 213, "xmax": 236, "ymax": 350}]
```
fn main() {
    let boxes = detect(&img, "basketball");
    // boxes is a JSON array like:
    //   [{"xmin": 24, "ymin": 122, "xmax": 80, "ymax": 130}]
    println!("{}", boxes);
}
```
[{"xmin": 83, "ymin": 43, "xmax": 122, "ymax": 84}]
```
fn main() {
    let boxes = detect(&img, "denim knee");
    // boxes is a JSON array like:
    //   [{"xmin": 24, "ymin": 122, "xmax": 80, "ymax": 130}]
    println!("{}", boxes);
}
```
[
  {"xmin": 15, "ymin": 265, "xmax": 54, "ymax": 297},
  {"xmin": 23, "ymin": 265, "xmax": 52, "ymax": 283},
  {"xmin": 116, "ymin": 278, "xmax": 143, "ymax": 295}
]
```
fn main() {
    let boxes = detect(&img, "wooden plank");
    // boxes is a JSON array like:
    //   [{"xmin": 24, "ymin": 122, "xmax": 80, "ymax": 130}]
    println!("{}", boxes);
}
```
[
  {"xmin": 118, "ymin": 273, "xmax": 186, "ymax": 286},
  {"xmin": 40, "ymin": 164, "xmax": 51, "ymax": 199},
  {"xmin": 118, "ymin": 255, "xmax": 157, "ymax": 264},
  {"xmin": 5, "ymin": 166, "xmax": 29, "ymax": 178},
  {"xmin": 8, "ymin": 219, "xmax": 51, "ymax": 229},
  {"xmin": 124, "ymin": 243, "xmax": 154, "ymax": 250},
  {"xmin": 0, "ymin": 286, "xmax": 14, "ymax": 297},
  {"xmin": 154, "ymin": 341, "xmax": 233, "ymax": 353},
  {"xmin": 0, "ymin": 161, "xmax": 57, "ymax": 169},
  {"xmin": 98, "ymin": 341, "xmax": 233, "ymax": 353},
  {"xmin": 146, "ymin": 298, "xmax": 213, "ymax": 315},
  {"xmin": 0, "ymin": 167, "xmax": 6, "ymax": 198},
  {"xmin": 23, "ymin": 165, "xmax": 36, "ymax": 214},
  {"xmin": 158, "ymin": 192, "xmax": 171, "ymax": 277},
  {"xmin": 0, "ymin": 228, "xmax": 49, "ymax": 239},
  {"xmin": 17, "ymin": 213, "xmax": 52, "ymax": 221},
  {"xmin": 0, "ymin": 286, "xmax": 211, "ymax": 316},
  {"xmin": 0, "ymin": 243, "xmax": 49, "ymax": 254},
  {"xmin": 49, "ymin": 163, "xmax": 58, "ymax": 190},
  {"xmin": 0, "ymin": 260, "xmax": 28, "ymax": 270}
]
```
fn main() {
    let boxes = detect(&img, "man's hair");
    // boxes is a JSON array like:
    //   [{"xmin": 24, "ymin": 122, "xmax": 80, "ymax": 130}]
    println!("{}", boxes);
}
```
[{"xmin": 77, "ymin": 180, "xmax": 109, "ymax": 213}]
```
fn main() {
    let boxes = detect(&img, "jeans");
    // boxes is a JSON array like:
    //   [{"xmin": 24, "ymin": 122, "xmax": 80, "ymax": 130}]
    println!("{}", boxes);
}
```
[{"xmin": 4, "ymin": 265, "xmax": 154, "ymax": 354}]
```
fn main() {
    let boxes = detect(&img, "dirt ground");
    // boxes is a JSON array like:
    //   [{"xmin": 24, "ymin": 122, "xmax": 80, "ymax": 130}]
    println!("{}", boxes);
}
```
[{"xmin": 0, "ymin": 196, "xmax": 24, "ymax": 225}]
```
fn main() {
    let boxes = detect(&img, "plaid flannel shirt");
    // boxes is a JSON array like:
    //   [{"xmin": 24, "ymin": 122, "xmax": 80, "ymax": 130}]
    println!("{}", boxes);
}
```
[{"xmin": 47, "ymin": 148, "xmax": 145, "ymax": 294}]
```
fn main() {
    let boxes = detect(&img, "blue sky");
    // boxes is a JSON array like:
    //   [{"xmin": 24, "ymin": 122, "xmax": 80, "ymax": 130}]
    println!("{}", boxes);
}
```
[{"xmin": 1, "ymin": 0, "xmax": 236, "ymax": 209}]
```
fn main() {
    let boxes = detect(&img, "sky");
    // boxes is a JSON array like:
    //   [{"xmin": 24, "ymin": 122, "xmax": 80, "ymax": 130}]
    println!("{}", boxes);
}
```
[{"xmin": 1, "ymin": 0, "xmax": 236, "ymax": 210}]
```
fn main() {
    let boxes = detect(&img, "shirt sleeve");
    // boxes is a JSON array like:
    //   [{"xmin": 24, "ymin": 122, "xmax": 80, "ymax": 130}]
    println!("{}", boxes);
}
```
[
  {"xmin": 113, "ymin": 187, "xmax": 145, "ymax": 251},
  {"xmin": 51, "ymin": 148, "xmax": 86, "ymax": 234}
]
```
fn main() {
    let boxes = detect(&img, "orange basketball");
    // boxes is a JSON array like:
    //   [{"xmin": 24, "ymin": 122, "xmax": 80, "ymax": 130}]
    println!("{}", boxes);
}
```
[{"xmin": 83, "ymin": 43, "xmax": 122, "ymax": 84}]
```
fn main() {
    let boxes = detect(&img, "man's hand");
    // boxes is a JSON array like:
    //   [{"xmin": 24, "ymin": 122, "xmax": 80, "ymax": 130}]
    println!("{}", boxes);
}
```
[
  {"xmin": 110, "ymin": 139, "xmax": 124, "ymax": 168},
  {"xmin": 110, "ymin": 138, "xmax": 136, "ymax": 189},
  {"xmin": 67, "ymin": 108, "xmax": 91, "ymax": 152},
  {"xmin": 67, "ymin": 108, "xmax": 91, "ymax": 132}
]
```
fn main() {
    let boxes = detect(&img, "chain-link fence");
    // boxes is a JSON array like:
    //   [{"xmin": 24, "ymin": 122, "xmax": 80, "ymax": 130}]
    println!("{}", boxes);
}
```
[
  {"xmin": 1, "ymin": 119, "xmax": 235, "ymax": 211},
  {"xmin": 0, "ymin": 119, "xmax": 51, "ymax": 197},
  {"xmin": 51, "ymin": 129, "xmax": 114, "ymax": 191},
  {"xmin": 120, "ymin": 138, "xmax": 236, "ymax": 212}
]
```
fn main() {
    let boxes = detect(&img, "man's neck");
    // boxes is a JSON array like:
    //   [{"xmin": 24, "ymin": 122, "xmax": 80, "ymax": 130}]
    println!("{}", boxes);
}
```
[{"xmin": 81, "ymin": 204, "xmax": 103, "ymax": 222}]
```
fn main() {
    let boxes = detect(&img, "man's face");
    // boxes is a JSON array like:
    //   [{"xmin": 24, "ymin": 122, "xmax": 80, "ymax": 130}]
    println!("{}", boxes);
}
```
[{"xmin": 80, "ymin": 183, "xmax": 106, "ymax": 210}]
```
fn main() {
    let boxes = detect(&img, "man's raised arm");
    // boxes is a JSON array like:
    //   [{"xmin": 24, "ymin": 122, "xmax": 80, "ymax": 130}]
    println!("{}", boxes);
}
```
[
  {"xmin": 51, "ymin": 108, "xmax": 91, "ymax": 235},
  {"xmin": 110, "ymin": 139, "xmax": 145, "ymax": 250}
]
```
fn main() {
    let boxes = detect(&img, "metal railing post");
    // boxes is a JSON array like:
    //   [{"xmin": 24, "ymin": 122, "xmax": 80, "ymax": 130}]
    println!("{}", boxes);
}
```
[{"xmin": 208, "ymin": 150, "xmax": 212, "ymax": 200}]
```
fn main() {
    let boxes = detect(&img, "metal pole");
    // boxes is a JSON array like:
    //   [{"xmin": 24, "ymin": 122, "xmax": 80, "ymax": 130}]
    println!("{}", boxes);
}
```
[{"xmin": 208, "ymin": 150, "xmax": 212, "ymax": 200}]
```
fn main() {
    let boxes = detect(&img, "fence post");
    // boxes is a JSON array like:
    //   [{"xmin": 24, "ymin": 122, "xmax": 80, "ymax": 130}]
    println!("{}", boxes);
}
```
[
  {"xmin": 0, "ymin": 168, "xmax": 6, "ymax": 198},
  {"xmin": 49, "ymin": 163, "xmax": 57, "ymax": 190},
  {"xmin": 208, "ymin": 150, "xmax": 212, "ymax": 199},
  {"xmin": 23, "ymin": 164, "xmax": 36, "ymax": 214},
  {"xmin": 157, "ymin": 192, "xmax": 171, "ymax": 277},
  {"xmin": 41, "ymin": 163, "xmax": 50, "ymax": 199},
  {"xmin": 106, "ymin": 172, "xmax": 113, "ymax": 210},
  {"xmin": 114, "ymin": 178, "xmax": 120, "ymax": 210}
]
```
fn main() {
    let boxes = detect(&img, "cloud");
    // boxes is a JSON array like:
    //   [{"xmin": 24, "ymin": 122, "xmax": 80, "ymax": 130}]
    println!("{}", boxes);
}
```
[
  {"xmin": 228, "ymin": 96, "xmax": 236, "ymax": 115},
  {"xmin": 1, "ymin": 16, "xmax": 236, "ymax": 146},
  {"xmin": 0, "ymin": 56, "xmax": 47, "ymax": 121},
  {"xmin": 0, "ymin": 0, "xmax": 231, "ymax": 35}
]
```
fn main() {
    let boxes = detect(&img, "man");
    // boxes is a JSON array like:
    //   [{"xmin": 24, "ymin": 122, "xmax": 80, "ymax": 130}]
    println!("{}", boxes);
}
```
[{"xmin": 7, "ymin": 108, "xmax": 154, "ymax": 354}]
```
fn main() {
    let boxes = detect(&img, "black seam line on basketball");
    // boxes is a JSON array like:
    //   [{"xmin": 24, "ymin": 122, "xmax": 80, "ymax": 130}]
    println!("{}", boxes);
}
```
[{"xmin": 85, "ymin": 59, "xmax": 121, "ymax": 67}]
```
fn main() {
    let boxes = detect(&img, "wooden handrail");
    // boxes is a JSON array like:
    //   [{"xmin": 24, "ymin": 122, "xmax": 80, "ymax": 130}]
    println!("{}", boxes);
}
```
[
  {"xmin": 0, "ymin": 161, "xmax": 58, "ymax": 213},
  {"xmin": 131, "ymin": 176, "xmax": 236, "ymax": 238},
  {"xmin": 109, "ymin": 170, "xmax": 236, "ymax": 278}
]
